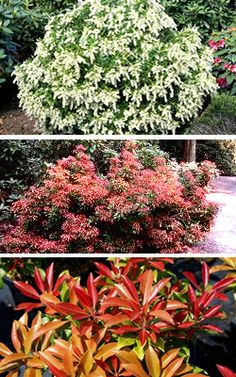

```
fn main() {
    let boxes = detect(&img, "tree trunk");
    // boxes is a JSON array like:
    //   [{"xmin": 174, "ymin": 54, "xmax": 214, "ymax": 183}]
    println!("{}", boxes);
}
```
[{"xmin": 184, "ymin": 140, "xmax": 196, "ymax": 162}]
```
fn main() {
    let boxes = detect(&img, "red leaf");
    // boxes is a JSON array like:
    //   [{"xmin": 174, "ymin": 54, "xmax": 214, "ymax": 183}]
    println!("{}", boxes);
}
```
[
  {"xmin": 200, "ymin": 305, "xmax": 222, "ymax": 321},
  {"xmin": 199, "ymin": 324, "xmax": 223, "ymax": 333},
  {"xmin": 53, "ymin": 275, "xmax": 68, "ymax": 295},
  {"xmin": 139, "ymin": 328, "xmax": 148, "ymax": 345},
  {"xmin": 94, "ymin": 262, "xmax": 113, "ymax": 280},
  {"xmin": 212, "ymin": 277, "xmax": 236, "ymax": 292},
  {"xmin": 112, "ymin": 325, "xmax": 139, "ymax": 335},
  {"xmin": 149, "ymin": 261, "xmax": 165, "ymax": 271},
  {"xmin": 202, "ymin": 262, "xmax": 209, "ymax": 289},
  {"xmin": 48, "ymin": 303, "xmax": 89, "ymax": 320},
  {"xmin": 15, "ymin": 302, "xmax": 43, "ymax": 312},
  {"xmin": 122, "ymin": 276, "xmax": 139, "ymax": 302},
  {"xmin": 188, "ymin": 285, "xmax": 196, "ymax": 305},
  {"xmin": 183, "ymin": 271, "xmax": 199, "ymax": 289},
  {"xmin": 176, "ymin": 321, "xmax": 194, "ymax": 329},
  {"xmin": 87, "ymin": 273, "xmax": 98, "ymax": 308},
  {"xmin": 198, "ymin": 291, "xmax": 216, "ymax": 309},
  {"xmin": 34, "ymin": 268, "xmax": 45, "ymax": 293},
  {"xmin": 74, "ymin": 286, "xmax": 92, "ymax": 308},
  {"xmin": 149, "ymin": 278, "xmax": 171, "ymax": 302},
  {"xmin": 149, "ymin": 310, "xmax": 175, "ymax": 325},
  {"xmin": 217, "ymin": 364, "xmax": 236, "ymax": 377},
  {"xmin": 14, "ymin": 281, "xmax": 39, "ymax": 299},
  {"xmin": 46, "ymin": 263, "xmax": 54, "ymax": 291},
  {"xmin": 100, "ymin": 297, "xmax": 132, "ymax": 311}
]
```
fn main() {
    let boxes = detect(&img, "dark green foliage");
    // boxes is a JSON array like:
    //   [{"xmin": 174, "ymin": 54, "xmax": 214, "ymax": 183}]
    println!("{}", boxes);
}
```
[
  {"xmin": 0, "ymin": 0, "xmax": 76, "ymax": 88},
  {"xmin": 0, "ymin": 0, "xmax": 47, "ymax": 87},
  {"xmin": 0, "ymin": 141, "xmax": 78, "ymax": 222},
  {"xmin": 196, "ymin": 140, "xmax": 236, "ymax": 176},
  {"xmin": 161, "ymin": 0, "xmax": 236, "ymax": 41},
  {"xmin": 30, "ymin": 0, "xmax": 76, "ymax": 11},
  {"xmin": 190, "ymin": 95, "xmax": 236, "ymax": 134}
]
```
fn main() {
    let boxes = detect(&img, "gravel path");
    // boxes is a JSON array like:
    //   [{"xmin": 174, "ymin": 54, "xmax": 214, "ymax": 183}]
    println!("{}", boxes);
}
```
[{"xmin": 193, "ymin": 176, "xmax": 236, "ymax": 254}]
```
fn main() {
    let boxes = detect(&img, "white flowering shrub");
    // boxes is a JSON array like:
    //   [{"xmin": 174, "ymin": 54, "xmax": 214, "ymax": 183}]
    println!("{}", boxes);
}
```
[{"xmin": 14, "ymin": 0, "xmax": 217, "ymax": 134}]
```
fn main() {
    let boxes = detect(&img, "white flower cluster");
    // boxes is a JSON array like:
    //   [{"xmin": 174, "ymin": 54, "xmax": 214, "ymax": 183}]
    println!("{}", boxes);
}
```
[{"xmin": 14, "ymin": 0, "xmax": 217, "ymax": 134}]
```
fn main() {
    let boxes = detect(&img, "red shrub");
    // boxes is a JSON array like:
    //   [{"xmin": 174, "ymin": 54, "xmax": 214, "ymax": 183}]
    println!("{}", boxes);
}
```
[{"xmin": 1, "ymin": 143, "xmax": 218, "ymax": 253}]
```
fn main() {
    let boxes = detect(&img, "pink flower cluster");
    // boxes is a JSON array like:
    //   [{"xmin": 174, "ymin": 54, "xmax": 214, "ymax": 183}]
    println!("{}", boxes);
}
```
[
  {"xmin": 1, "ymin": 143, "xmax": 218, "ymax": 253},
  {"xmin": 209, "ymin": 39, "xmax": 225, "ymax": 50},
  {"xmin": 209, "ymin": 28, "xmax": 236, "ymax": 92}
]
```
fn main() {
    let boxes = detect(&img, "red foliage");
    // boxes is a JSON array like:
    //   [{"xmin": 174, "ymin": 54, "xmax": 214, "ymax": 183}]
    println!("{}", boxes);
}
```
[{"xmin": 1, "ymin": 143, "xmax": 218, "ymax": 253}]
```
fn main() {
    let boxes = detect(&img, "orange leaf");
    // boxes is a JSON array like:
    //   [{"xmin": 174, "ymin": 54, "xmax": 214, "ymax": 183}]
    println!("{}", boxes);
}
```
[
  {"xmin": 162, "ymin": 357, "xmax": 184, "ymax": 377},
  {"xmin": 139, "ymin": 270, "xmax": 153, "ymax": 306},
  {"xmin": 0, "ymin": 342, "xmax": 12, "ymax": 357},
  {"xmin": 96, "ymin": 343, "xmax": 119, "ymax": 361},
  {"xmin": 11, "ymin": 321, "xmax": 22, "ymax": 353},
  {"xmin": 63, "ymin": 345, "xmax": 75, "ymax": 377},
  {"xmin": 80, "ymin": 350, "xmax": 94, "ymax": 376},
  {"xmin": 122, "ymin": 362, "xmax": 149, "ymax": 377},
  {"xmin": 145, "ymin": 346, "xmax": 160, "ymax": 377},
  {"xmin": 161, "ymin": 349, "xmax": 180, "ymax": 369},
  {"xmin": 39, "ymin": 351, "xmax": 66, "ymax": 377},
  {"xmin": 166, "ymin": 300, "xmax": 187, "ymax": 310},
  {"xmin": 33, "ymin": 321, "xmax": 68, "ymax": 341},
  {"xmin": 0, "ymin": 353, "xmax": 31, "ymax": 370},
  {"xmin": 118, "ymin": 350, "xmax": 144, "ymax": 368}
]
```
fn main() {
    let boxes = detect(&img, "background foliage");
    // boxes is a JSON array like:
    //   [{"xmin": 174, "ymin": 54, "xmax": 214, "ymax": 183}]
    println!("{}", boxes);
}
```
[{"xmin": 160, "ymin": 0, "xmax": 236, "ymax": 41}]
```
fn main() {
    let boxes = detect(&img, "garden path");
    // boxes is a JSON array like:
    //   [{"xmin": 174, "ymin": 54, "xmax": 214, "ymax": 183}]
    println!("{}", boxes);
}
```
[{"xmin": 193, "ymin": 176, "xmax": 236, "ymax": 254}]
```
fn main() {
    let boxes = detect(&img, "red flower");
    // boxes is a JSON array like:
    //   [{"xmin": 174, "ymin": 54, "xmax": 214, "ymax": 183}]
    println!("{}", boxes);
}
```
[
  {"xmin": 213, "ymin": 57, "xmax": 222, "ymax": 64},
  {"xmin": 216, "ymin": 77, "xmax": 228, "ymax": 88}
]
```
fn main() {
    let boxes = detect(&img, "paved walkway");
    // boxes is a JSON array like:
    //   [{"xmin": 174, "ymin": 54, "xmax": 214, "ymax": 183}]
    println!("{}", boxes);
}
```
[{"xmin": 192, "ymin": 176, "xmax": 236, "ymax": 254}]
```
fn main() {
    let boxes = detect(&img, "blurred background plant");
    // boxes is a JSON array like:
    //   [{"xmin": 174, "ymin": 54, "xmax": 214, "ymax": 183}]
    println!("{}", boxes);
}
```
[{"xmin": 160, "ymin": 0, "xmax": 236, "ymax": 41}]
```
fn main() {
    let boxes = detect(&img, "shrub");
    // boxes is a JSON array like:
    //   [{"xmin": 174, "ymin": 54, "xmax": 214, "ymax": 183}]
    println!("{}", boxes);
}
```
[
  {"xmin": 0, "ymin": 140, "xmax": 81, "ymax": 224},
  {"xmin": 160, "ymin": 0, "xmax": 236, "ymax": 41},
  {"xmin": 1, "ymin": 143, "xmax": 218, "ymax": 253},
  {"xmin": 31, "ymin": 0, "xmax": 76, "ymax": 11},
  {"xmin": 209, "ymin": 27, "xmax": 236, "ymax": 95},
  {"xmin": 189, "ymin": 94, "xmax": 236, "ymax": 134},
  {"xmin": 0, "ymin": 0, "xmax": 47, "ymax": 87},
  {"xmin": 0, "ymin": 258, "xmax": 234, "ymax": 376},
  {"xmin": 196, "ymin": 140, "xmax": 236, "ymax": 176},
  {"xmin": 14, "ymin": 0, "xmax": 216, "ymax": 135}
]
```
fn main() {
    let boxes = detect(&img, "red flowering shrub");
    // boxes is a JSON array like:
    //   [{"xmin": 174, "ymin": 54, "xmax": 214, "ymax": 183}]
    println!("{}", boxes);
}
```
[
  {"xmin": 0, "ymin": 143, "xmax": 218, "ymax": 253},
  {"xmin": 209, "ymin": 27, "xmax": 236, "ymax": 95}
]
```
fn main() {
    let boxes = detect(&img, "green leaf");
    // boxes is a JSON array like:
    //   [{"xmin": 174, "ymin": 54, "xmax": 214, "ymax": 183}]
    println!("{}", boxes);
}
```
[
  {"xmin": 118, "ymin": 337, "xmax": 136, "ymax": 349},
  {"xmin": 133, "ymin": 340, "xmax": 144, "ymax": 360}
]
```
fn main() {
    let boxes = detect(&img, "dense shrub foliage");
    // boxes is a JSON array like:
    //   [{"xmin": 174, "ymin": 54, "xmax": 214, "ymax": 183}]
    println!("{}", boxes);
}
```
[
  {"xmin": 161, "ymin": 0, "xmax": 236, "ymax": 41},
  {"xmin": 0, "ymin": 0, "xmax": 47, "ymax": 87},
  {"xmin": 1, "ymin": 143, "xmax": 218, "ymax": 253},
  {"xmin": 0, "ymin": 140, "xmax": 166, "ymax": 224},
  {"xmin": 14, "ymin": 0, "xmax": 216, "ymax": 135},
  {"xmin": 209, "ymin": 27, "xmax": 236, "ymax": 95},
  {"xmin": 0, "ymin": 258, "xmax": 235, "ymax": 376}
]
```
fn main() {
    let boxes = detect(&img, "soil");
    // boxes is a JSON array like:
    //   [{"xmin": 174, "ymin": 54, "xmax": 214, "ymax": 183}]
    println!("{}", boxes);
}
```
[
  {"xmin": 193, "ymin": 176, "xmax": 236, "ymax": 254},
  {"xmin": 0, "ymin": 108, "xmax": 37, "ymax": 135},
  {"xmin": 0, "ymin": 83, "xmax": 38, "ymax": 135}
]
